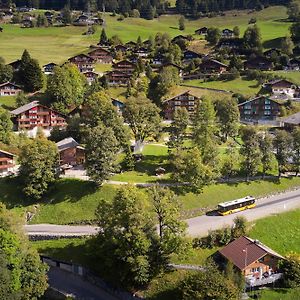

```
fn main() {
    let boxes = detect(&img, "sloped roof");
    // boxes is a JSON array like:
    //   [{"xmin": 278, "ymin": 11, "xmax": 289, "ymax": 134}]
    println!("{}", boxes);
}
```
[
  {"xmin": 0, "ymin": 81, "xmax": 21, "ymax": 89},
  {"xmin": 219, "ymin": 236, "xmax": 284, "ymax": 271},
  {"xmin": 162, "ymin": 90, "xmax": 199, "ymax": 103},
  {"xmin": 56, "ymin": 137, "xmax": 84, "ymax": 152},
  {"xmin": 0, "ymin": 149, "xmax": 15, "ymax": 158},
  {"xmin": 282, "ymin": 111, "xmax": 300, "ymax": 125},
  {"xmin": 10, "ymin": 100, "xmax": 39, "ymax": 115}
]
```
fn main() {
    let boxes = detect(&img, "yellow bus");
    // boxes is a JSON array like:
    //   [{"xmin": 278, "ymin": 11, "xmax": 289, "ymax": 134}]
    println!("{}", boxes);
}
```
[{"xmin": 217, "ymin": 196, "xmax": 256, "ymax": 216}]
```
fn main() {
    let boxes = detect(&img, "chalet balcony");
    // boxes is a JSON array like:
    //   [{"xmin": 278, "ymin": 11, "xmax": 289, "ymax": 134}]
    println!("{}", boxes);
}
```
[
  {"xmin": 37, "ymin": 111, "xmax": 50, "ymax": 116},
  {"xmin": 245, "ymin": 273, "xmax": 283, "ymax": 288},
  {"xmin": 0, "ymin": 164, "xmax": 14, "ymax": 170}
]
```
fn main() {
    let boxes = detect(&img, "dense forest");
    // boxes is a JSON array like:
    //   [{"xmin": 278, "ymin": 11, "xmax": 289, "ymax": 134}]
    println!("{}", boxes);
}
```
[{"xmin": 0, "ymin": 0, "xmax": 291, "ymax": 16}]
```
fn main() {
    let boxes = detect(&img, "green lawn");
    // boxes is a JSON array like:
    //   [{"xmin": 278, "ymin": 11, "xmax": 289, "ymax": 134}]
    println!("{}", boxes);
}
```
[
  {"xmin": 0, "ymin": 6, "xmax": 291, "ymax": 65},
  {"xmin": 0, "ymin": 96, "xmax": 17, "ymax": 108},
  {"xmin": 249, "ymin": 209, "xmax": 300, "ymax": 255},
  {"xmin": 260, "ymin": 288, "xmax": 300, "ymax": 300},
  {"xmin": 271, "ymin": 71, "xmax": 300, "ymax": 85},
  {"xmin": 184, "ymin": 77, "xmax": 260, "ymax": 97}
]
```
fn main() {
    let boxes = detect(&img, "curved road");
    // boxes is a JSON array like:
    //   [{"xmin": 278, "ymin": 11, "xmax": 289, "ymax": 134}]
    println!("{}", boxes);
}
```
[{"xmin": 25, "ymin": 188, "xmax": 300, "ymax": 237}]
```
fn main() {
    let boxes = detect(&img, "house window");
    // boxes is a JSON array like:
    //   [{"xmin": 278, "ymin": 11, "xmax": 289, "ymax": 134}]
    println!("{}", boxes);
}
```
[
  {"xmin": 244, "ymin": 104, "xmax": 252, "ymax": 109},
  {"xmin": 251, "ymin": 267, "xmax": 260, "ymax": 273},
  {"xmin": 174, "ymin": 101, "xmax": 181, "ymax": 106},
  {"xmin": 265, "ymin": 105, "xmax": 271, "ymax": 110},
  {"xmin": 188, "ymin": 101, "xmax": 194, "ymax": 106},
  {"xmin": 188, "ymin": 96, "xmax": 195, "ymax": 100},
  {"xmin": 265, "ymin": 99, "xmax": 271, "ymax": 104},
  {"xmin": 244, "ymin": 111, "xmax": 251, "ymax": 115},
  {"xmin": 264, "ymin": 110, "xmax": 271, "ymax": 115}
]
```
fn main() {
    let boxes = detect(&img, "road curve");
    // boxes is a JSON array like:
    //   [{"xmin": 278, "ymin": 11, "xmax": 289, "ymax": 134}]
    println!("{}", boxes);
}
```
[{"xmin": 25, "ymin": 188, "xmax": 300, "ymax": 238}]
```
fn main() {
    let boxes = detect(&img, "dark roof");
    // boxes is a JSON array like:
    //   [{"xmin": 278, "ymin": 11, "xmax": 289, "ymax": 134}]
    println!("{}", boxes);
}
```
[
  {"xmin": 200, "ymin": 59, "xmax": 228, "ymax": 68},
  {"xmin": 282, "ymin": 112, "xmax": 300, "ymax": 125},
  {"xmin": 43, "ymin": 62, "xmax": 57, "ymax": 67},
  {"xmin": 0, "ymin": 81, "xmax": 21, "ymax": 89},
  {"xmin": 0, "ymin": 149, "xmax": 15, "ymax": 158},
  {"xmin": 267, "ymin": 79, "xmax": 296, "ymax": 88},
  {"xmin": 163, "ymin": 90, "xmax": 198, "ymax": 103},
  {"xmin": 219, "ymin": 236, "xmax": 284, "ymax": 271},
  {"xmin": 10, "ymin": 100, "xmax": 39, "ymax": 115},
  {"xmin": 238, "ymin": 96, "xmax": 283, "ymax": 107}
]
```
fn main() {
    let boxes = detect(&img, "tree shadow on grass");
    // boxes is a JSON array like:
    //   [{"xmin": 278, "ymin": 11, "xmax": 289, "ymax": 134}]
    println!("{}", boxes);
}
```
[
  {"xmin": 0, "ymin": 177, "xmax": 27, "ymax": 208},
  {"xmin": 44, "ymin": 179, "xmax": 98, "ymax": 204},
  {"xmin": 135, "ymin": 155, "xmax": 170, "ymax": 176},
  {"xmin": 262, "ymin": 37, "xmax": 284, "ymax": 49}
]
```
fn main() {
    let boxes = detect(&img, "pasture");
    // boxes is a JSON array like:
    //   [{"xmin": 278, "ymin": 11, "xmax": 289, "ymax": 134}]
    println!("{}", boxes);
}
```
[{"xmin": 0, "ymin": 6, "xmax": 291, "ymax": 65}]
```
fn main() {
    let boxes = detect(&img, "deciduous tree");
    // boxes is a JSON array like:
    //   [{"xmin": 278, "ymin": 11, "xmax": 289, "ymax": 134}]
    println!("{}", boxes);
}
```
[
  {"xmin": 258, "ymin": 132, "xmax": 274, "ymax": 178},
  {"xmin": 19, "ymin": 136, "xmax": 58, "ymax": 200},
  {"xmin": 0, "ymin": 107, "xmax": 13, "ymax": 144}
]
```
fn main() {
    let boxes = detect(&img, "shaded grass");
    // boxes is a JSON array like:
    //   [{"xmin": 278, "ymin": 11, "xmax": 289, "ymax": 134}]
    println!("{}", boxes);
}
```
[
  {"xmin": 260, "ymin": 288, "xmax": 300, "ymax": 300},
  {"xmin": 0, "ymin": 96, "xmax": 17, "ymax": 108}
]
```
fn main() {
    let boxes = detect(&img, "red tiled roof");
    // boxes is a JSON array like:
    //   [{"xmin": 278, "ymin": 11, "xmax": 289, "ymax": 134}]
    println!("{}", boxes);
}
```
[{"xmin": 219, "ymin": 236, "xmax": 284, "ymax": 270}]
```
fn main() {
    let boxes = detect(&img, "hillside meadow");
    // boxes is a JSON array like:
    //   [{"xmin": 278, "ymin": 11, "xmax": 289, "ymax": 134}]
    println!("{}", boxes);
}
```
[{"xmin": 0, "ymin": 6, "xmax": 291, "ymax": 65}]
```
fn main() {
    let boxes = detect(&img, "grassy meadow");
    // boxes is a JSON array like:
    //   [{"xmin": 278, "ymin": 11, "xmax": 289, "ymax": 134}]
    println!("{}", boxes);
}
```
[{"xmin": 0, "ymin": 6, "xmax": 291, "ymax": 65}]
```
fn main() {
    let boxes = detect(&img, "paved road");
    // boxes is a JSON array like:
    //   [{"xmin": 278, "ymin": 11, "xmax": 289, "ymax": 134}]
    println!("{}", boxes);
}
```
[
  {"xmin": 25, "ymin": 188, "xmax": 300, "ymax": 238},
  {"xmin": 48, "ymin": 267, "xmax": 120, "ymax": 300}
]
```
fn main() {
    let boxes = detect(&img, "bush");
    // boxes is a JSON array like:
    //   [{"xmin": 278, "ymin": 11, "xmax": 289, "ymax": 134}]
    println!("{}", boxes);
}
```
[
  {"xmin": 280, "ymin": 253, "xmax": 300, "ymax": 288},
  {"xmin": 117, "ymin": 15, "xmax": 124, "ymax": 21}
]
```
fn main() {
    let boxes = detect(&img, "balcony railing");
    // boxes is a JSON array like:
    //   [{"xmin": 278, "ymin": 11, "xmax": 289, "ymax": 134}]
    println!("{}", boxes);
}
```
[{"xmin": 246, "ymin": 273, "xmax": 283, "ymax": 288}]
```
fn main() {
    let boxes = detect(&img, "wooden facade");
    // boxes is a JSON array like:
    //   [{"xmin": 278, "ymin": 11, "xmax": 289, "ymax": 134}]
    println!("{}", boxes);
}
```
[
  {"xmin": 112, "ymin": 60, "xmax": 136, "ymax": 75},
  {"xmin": 0, "ymin": 150, "xmax": 15, "ymax": 176},
  {"xmin": 238, "ymin": 96, "xmax": 282, "ymax": 121},
  {"xmin": 163, "ymin": 91, "xmax": 200, "ymax": 120},
  {"xmin": 88, "ymin": 47, "xmax": 113, "ymax": 64},
  {"xmin": 11, "ymin": 101, "xmax": 66, "ymax": 131},
  {"xmin": 68, "ymin": 54, "xmax": 95, "ymax": 73},
  {"xmin": 0, "ymin": 82, "xmax": 22, "ymax": 96},
  {"xmin": 106, "ymin": 70, "xmax": 131, "ymax": 86},
  {"xmin": 199, "ymin": 59, "xmax": 228, "ymax": 74}
]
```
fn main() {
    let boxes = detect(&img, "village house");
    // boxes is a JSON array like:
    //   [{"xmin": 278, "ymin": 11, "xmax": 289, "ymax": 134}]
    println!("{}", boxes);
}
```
[
  {"xmin": 264, "ymin": 79, "xmax": 299, "ymax": 99},
  {"xmin": 83, "ymin": 71, "xmax": 98, "ymax": 85},
  {"xmin": 183, "ymin": 50, "xmax": 201, "ymax": 62},
  {"xmin": 244, "ymin": 56, "xmax": 273, "ymax": 71},
  {"xmin": 68, "ymin": 54, "xmax": 95, "ymax": 73},
  {"xmin": 171, "ymin": 35, "xmax": 189, "ymax": 43},
  {"xmin": 73, "ymin": 15, "xmax": 92, "ymax": 26},
  {"xmin": 195, "ymin": 27, "xmax": 208, "ymax": 35},
  {"xmin": 152, "ymin": 54, "xmax": 164, "ymax": 66},
  {"xmin": 263, "ymin": 48, "xmax": 281, "ymax": 59},
  {"xmin": 106, "ymin": 70, "xmax": 131, "ymax": 86},
  {"xmin": 87, "ymin": 47, "xmax": 113, "ymax": 64},
  {"xmin": 136, "ymin": 47, "xmax": 150, "ymax": 58},
  {"xmin": 0, "ymin": 82, "xmax": 22, "ymax": 96},
  {"xmin": 114, "ymin": 44, "xmax": 128, "ymax": 53},
  {"xmin": 285, "ymin": 58, "xmax": 300, "ymax": 71},
  {"xmin": 163, "ymin": 91, "xmax": 200, "ymax": 120},
  {"xmin": 111, "ymin": 98, "xmax": 125, "ymax": 114},
  {"xmin": 56, "ymin": 137, "xmax": 85, "ymax": 166},
  {"xmin": 238, "ymin": 96, "xmax": 283, "ymax": 122},
  {"xmin": 218, "ymin": 38, "xmax": 243, "ymax": 49},
  {"xmin": 222, "ymin": 28, "xmax": 234, "ymax": 38},
  {"xmin": 43, "ymin": 62, "xmax": 57, "ymax": 75},
  {"xmin": 8, "ymin": 59, "xmax": 21, "ymax": 72},
  {"xmin": 10, "ymin": 101, "xmax": 66, "ymax": 135},
  {"xmin": 199, "ymin": 59, "xmax": 228, "ymax": 74},
  {"xmin": 0, "ymin": 150, "xmax": 15, "ymax": 177},
  {"xmin": 219, "ymin": 236, "xmax": 284, "ymax": 288},
  {"xmin": 125, "ymin": 41, "xmax": 137, "ymax": 49},
  {"xmin": 112, "ymin": 60, "xmax": 136, "ymax": 75}
]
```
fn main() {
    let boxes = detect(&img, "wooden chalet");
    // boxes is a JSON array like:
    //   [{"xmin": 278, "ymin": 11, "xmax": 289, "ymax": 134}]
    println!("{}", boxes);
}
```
[
  {"xmin": 68, "ymin": 54, "xmax": 95, "ymax": 73},
  {"xmin": 218, "ymin": 38, "xmax": 243, "ymax": 49},
  {"xmin": 195, "ymin": 27, "xmax": 208, "ymax": 35},
  {"xmin": 199, "ymin": 59, "xmax": 228, "ymax": 74},
  {"xmin": 152, "ymin": 54, "xmax": 164, "ymax": 66},
  {"xmin": 136, "ymin": 47, "xmax": 150, "ymax": 58},
  {"xmin": 264, "ymin": 79, "xmax": 298, "ymax": 98},
  {"xmin": 219, "ymin": 236, "xmax": 284, "ymax": 287},
  {"xmin": 244, "ymin": 56, "xmax": 273, "ymax": 71},
  {"xmin": 238, "ymin": 96, "xmax": 282, "ymax": 121},
  {"xmin": 183, "ymin": 50, "xmax": 201, "ymax": 61},
  {"xmin": 111, "ymin": 98, "xmax": 125, "ymax": 114},
  {"xmin": 43, "ymin": 62, "xmax": 57, "ymax": 75},
  {"xmin": 112, "ymin": 60, "xmax": 136, "ymax": 75},
  {"xmin": 83, "ymin": 71, "xmax": 98, "ymax": 85},
  {"xmin": 125, "ymin": 41, "xmax": 137, "ymax": 49},
  {"xmin": 115, "ymin": 44, "xmax": 127, "ymax": 53},
  {"xmin": 0, "ymin": 82, "xmax": 22, "ymax": 96},
  {"xmin": 285, "ymin": 58, "xmax": 300, "ymax": 71},
  {"xmin": 8, "ymin": 59, "xmax": 21, "ymax": 71},
  {"xmin": 88, "ymin": 47, "xmax": 113, "ymax": 64},
  {"xmin": 56, "ymin": 137, "xmax": 85, "ymax": 166},
  {"xmin": 0, "ymin": 150, "xmax": 15, "ymax": 177},
  {"xmin": 222, "ymin": 28, "xmax": 234, "ymax": 38},
  {"xmin": 10, "ymin": 101, "xmax": 66, "ymax": 132},
  {"xmin": 106, "ymin": 70, "xmax": 131, "ymax": 86},
  {"xmin": 171, "ymin": 35, "xmax": 189, "ymax": 43},
  {"xmin": 163, "ymin": 91, "xmax": 200, "ymax": 120}
]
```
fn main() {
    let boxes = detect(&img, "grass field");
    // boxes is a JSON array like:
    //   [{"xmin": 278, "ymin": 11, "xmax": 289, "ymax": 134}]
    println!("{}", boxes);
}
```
[
  {"xmin": 249, "ymin": 209, "xmax": 300, "ymax": 255},
  {"xmin": 0, "ymin": 95, "xmax": 17, "ymax": 108},
  {"xmin": 260, "ymin": 288, "xmax": 300, "ymax": 300},
  {"xmin": 184, "ymin": 77, "xmax": 260, "ymax": 97},
  {"xmin": 0, "ymin": 6, "xmax": 291, "ymax": 65}
]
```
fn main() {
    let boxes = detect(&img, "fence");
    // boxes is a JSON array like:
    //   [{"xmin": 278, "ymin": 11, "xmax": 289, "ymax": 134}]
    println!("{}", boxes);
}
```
[{"xmin": 41, "ymin": 256, "xmax": 143, "ymax": 300}]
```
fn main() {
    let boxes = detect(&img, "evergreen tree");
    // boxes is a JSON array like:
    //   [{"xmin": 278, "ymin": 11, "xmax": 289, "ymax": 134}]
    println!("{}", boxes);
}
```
[
  {"xmin": 99, "ymin": 28, "xmax": 108, "ymax": 45},
  {"xmin": 243, "ymin": 25, "xmax": 262, "ymax": 51},
  {"xmin": 0, "ymin": 60, "xmax": 13, "ymax": 83},
  {"xmin": 178, "ymin": 15, "xmax": 185, "ymax": 30},
  {"xmin": 206, "ymin": 27, "xmax": 221, "ymax": 45}
]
